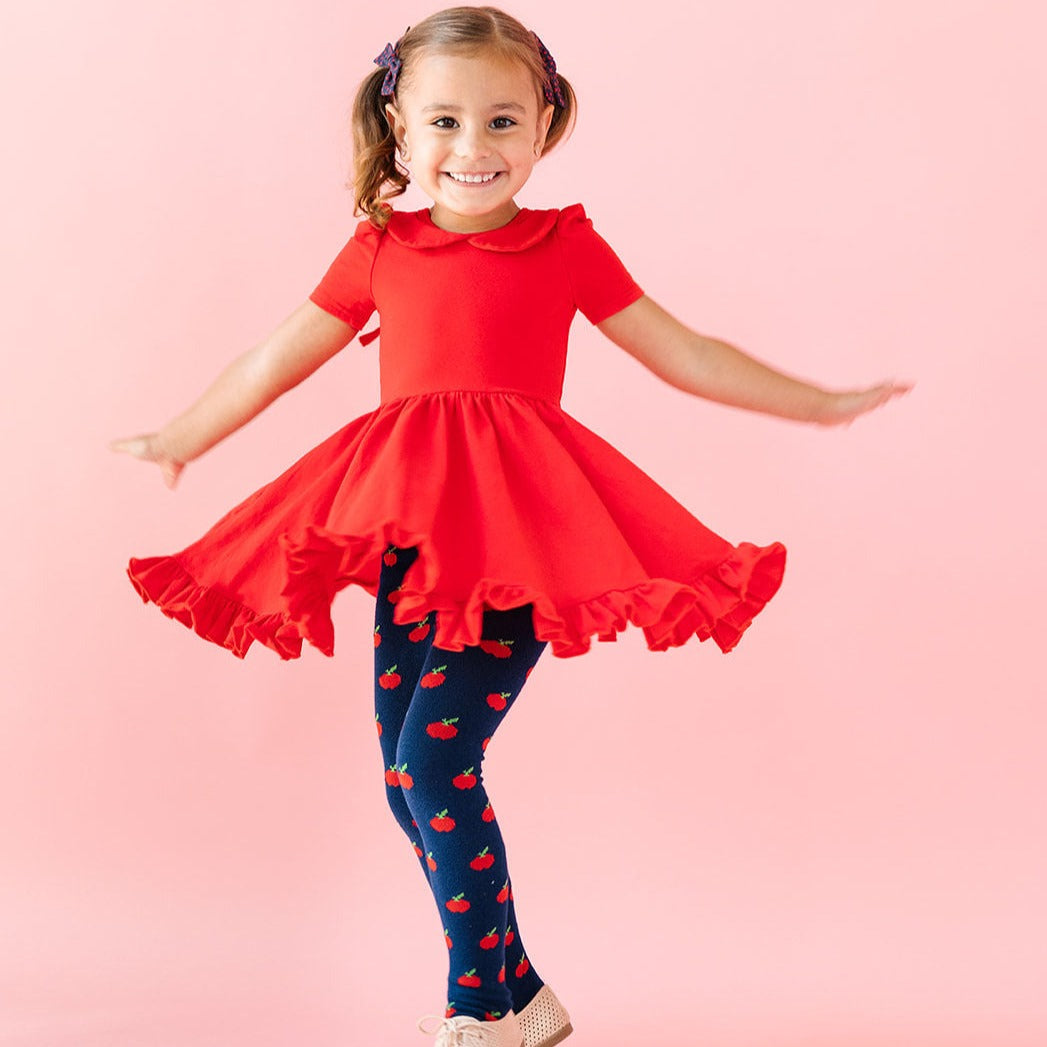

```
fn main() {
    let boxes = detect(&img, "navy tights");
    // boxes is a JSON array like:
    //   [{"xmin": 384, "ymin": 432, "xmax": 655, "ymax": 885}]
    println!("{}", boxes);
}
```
[{"xmin": 373, "ymin": 544, "xmax": 548, "ymax": 1022}]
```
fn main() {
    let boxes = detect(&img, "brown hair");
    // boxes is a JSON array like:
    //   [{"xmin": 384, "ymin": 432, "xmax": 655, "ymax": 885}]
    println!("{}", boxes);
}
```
[{"xmin": 349, "ymin": 6, "xmax": 577, "ymax": 228}]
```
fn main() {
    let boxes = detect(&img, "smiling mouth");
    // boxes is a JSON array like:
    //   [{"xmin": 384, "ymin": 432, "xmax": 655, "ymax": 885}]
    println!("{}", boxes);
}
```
[{"xmin": 444, "ymin": 172, "xmax": 503, "ymax": 184}]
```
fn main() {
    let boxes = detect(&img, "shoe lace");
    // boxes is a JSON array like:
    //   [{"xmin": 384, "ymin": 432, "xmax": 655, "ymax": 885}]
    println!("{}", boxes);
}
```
[{"xmin": 417, "ymin": 1013, "xmax": 488, "ymax": 1046}]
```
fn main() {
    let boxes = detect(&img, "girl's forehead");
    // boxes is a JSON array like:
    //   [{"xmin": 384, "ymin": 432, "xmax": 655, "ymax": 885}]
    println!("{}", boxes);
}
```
[{"xmin": 402, "ymin": 49, "xmax": 537, "ymax": 107}]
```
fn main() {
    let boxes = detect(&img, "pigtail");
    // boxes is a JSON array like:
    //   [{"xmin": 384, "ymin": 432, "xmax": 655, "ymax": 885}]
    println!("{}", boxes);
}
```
[
  {"xmin": 350, "ymin": 67, "xmax": 408, "ymax": 229},
  {"xmin": 541, "ymin": 71, "xmax": 577, "ymax": 156}
]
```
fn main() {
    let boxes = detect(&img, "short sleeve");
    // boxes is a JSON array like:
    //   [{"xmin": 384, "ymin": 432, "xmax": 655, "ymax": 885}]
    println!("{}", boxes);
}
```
[
  {"xmin": 555, "ymin": 203, "xmax": 644, "ymax": 324},
  {"xmin": 308, "ymin": 217, "xmax": 382, "ymax": 331}
]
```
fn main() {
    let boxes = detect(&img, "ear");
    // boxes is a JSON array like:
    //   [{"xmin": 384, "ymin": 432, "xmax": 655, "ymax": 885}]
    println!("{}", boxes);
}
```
[
  {"xmin": 384, "ymin": 103, "xmax": 406, "ymax": 149},
  {"xmin": 534, "ymin": 103, "xmax": 555, "ymax": 156}
]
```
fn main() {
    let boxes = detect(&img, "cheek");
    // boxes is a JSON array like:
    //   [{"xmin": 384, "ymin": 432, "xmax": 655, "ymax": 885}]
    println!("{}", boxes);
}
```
[
  {"xmin": 514, "ymin": 143, "xmax": 540, "ymax": 166},
  {"xmin": 416, "ymin": 137, "xmax": 446, "ymax": 162}
]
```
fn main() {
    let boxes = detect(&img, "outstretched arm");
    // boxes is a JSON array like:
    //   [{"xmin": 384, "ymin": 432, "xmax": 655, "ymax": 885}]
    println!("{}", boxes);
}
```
[
  {"xmin": 597, "ymin": 295, "xmax": 911, "ymax": 425},
  {"xmin": 111, "ymin": 300, "xmax": 358, "ymax": 487}
]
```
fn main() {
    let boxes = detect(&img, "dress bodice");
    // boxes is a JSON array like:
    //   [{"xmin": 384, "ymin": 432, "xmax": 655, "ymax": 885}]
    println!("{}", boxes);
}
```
[{"xmin": 307, "ymin": 204, "xmax": 646, "ymax": 405}]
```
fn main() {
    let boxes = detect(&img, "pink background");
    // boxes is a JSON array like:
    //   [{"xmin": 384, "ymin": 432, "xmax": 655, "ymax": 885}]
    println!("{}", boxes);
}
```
[{"xmin": 3, "ymin": 1, "xmax": 1045, "ymax": 1045}]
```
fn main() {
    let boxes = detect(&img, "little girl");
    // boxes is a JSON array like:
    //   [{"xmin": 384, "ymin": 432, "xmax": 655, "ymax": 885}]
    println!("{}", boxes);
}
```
[{"xmin": 112, "ymin": 7, "xmax": 910, "ymax": 1046}]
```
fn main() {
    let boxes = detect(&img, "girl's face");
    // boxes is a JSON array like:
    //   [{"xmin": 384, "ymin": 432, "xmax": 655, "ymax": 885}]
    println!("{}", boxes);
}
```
[{"xmin": 385, "ymin": 49, "xmax": 554, "ymax": 233}]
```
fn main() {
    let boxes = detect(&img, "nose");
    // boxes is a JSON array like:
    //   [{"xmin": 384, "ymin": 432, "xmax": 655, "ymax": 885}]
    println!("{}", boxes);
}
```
[{"xmin": 455, "ymin": 123, "xmax": 492, "ymax": 160}]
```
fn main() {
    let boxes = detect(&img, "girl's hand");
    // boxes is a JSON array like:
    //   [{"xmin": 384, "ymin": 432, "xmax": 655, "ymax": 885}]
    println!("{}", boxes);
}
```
[
  {"xmin": 110, "ymin": 433, "xmax": 186, "ymax": 489},
  {"xmin": 814, "ymin": 380, "xmax": 914, "ymax": 427}
]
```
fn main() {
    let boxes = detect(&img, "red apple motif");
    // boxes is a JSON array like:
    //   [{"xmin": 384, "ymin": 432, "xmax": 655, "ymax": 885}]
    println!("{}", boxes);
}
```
[
  {"xmin": 420, "ymin": 665, "xmax": 448, "ymax": 688},
  {"xmin": 482, "ymin": 802, "xmax": 495, "ymax": 823},
  {"xmin": 445, "ymin": 1005, "xmax": 456, "ymax": 1018},
  {"xmin": 486, "ymin": 691, "xmax": 510, "ymax": 711},
  {"xmin": 496, "ymin": 880, "xmax": 509, "ymax": 904},
  {"xmin": 479, "ymin": 638, "xmax": 514, "ymax": 658},
  {"xmin": 385, "ymin": 765, "xmax": 400, "ymax": 787},
  {"xmin": 379, "ymin": 666, "xmax": 401, "ymax": 689},
  {"xmin": 470, "ymin": 847, "xmax": 495, "ymax": 871},
  {"xmin": 398, "ymin": 763, "xmax": 414, "ymax": 789},
  {"xmin": 444, "ymin": 927, "xmax": 452, "ymax": 949},
  {"xmin": 484, "ymin": 1012, "xmax": 501, "ymax": 1022},
  {"xmin": 409, "ymin": 617, "xmax": 431, "ymax": 642},
  {"xmin": 479, "ymin": 928, "xmax": 499, "ymax": 950},
  {"xmin": 373, "ymin": 626, "xmax": 381, "ymax": 648},
  {"xmin": 482, "ymin": 736, "xmax": 491, "ymax": 752},
  {"xmin": 516, "ymin": 956, "xmax": 530, "ymax": 978},
  {"xmin": 426, "ymin": 718, "xmax": 460, "ymax": 739},
  {"xmin": 457, "ymin": 969, "xmax": 481, "ymax": 988},
  {"xmin": 504, "ymin": 926, "xmax": 515, "ymax": 947},
  {"xmin": 427, "ymin": 852, "xmax": 438, "ymax": 871},
  {"xmin": 383, "ymin": 548, "xmax": 397, "ymax": 566},
  {"xmin": 498, "ymin": 964, "xmax": 506, "ymax": 983},
  {"xmin": 412, "ymin": 841, "xmax": 423, "ymax": 857},
  {"xmin": 452, "ymin": 767, "xmax": 477, "ymax": 790},
  {"xmin": 430, "ymin": 809, "xmax": 456, "ymax": 832},
  {"xmin": 445, "ymin": 893, "xmax": 470, "ymax": 913},
  {"xmin": 375, "ymin": 714, "xmax": 382, "ymax": 737}
]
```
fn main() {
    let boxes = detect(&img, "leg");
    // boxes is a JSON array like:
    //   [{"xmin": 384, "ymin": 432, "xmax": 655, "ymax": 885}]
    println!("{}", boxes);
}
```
[
  {"xmin": 396, "ymin": 602, "xmax": 548, "ymax": 1022},
  {"xmin": 374, "ymin": 544, "xmax": 437, "ymax": 881}
]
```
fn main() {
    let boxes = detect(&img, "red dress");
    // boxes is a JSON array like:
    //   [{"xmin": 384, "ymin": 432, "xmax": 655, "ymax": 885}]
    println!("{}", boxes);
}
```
[{"xmin": 127, "ymin": 204, "xmax": 786, "ymax": 659}]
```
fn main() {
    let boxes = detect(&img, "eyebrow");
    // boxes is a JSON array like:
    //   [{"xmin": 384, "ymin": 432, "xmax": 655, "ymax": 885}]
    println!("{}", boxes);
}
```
[{"xmin": 420, "ymin": 102, "xmax": 527, "ymax": 114}]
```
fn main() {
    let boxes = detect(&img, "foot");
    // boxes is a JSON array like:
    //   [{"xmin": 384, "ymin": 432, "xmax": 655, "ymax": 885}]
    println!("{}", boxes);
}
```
[
  {"xmin": 418, "ymin": 1009, "xmax": 524, "ymax": 1046},
  {"xmin": 516, "ymin": 985, "xmax": 573, "ymax": 1047}
]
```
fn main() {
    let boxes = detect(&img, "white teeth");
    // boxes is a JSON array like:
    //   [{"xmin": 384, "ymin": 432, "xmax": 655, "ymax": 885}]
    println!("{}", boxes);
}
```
[{"xmin": 447, "ymin": 172, "xmax": 499, "ymax": 183}]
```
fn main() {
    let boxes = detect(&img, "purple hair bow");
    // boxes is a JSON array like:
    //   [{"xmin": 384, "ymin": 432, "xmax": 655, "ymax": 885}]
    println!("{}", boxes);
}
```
[
  {"xmin": 532, "ymin": 32, "xmax": 566, "ymax": 107},
  {"xmin": 374, "ymin": 30, "xmax": 409, "ymax": 96}
]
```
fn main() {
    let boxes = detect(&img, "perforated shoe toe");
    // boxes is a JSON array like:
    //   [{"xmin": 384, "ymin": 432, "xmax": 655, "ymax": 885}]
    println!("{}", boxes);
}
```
[{"xmin": 516, "ymin": 985, "xmax": 573, "ymax": 1047}]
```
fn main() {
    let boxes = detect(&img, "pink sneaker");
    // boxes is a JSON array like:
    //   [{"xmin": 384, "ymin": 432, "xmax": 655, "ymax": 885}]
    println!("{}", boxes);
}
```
[
  {"xmin": 516, "ymin": 985, "xmax": 573, "ymax": 1047},
  {"xmin": 417, "ymin": 1009, "xmax": 524, "ymax": 1047}
]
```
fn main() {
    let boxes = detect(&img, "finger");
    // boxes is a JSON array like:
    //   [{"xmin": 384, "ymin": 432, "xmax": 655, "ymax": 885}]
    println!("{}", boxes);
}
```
[
  {"xmin": 863, "ymin": 383, "xmax": 906, "ymax": 416},
  {"xmin": 880, "ymin": 384, "xmax": 909, "ymax": 406},
  {"xmin": 111, "ymin": 437, "xmax": 147, "ymax": 457}
]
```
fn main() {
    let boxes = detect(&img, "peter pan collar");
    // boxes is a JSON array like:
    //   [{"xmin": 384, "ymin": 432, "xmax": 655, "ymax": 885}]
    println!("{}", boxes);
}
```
[{"xmin": 383, "ymin": 207, "xmax": 559, "ymax": 252}]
